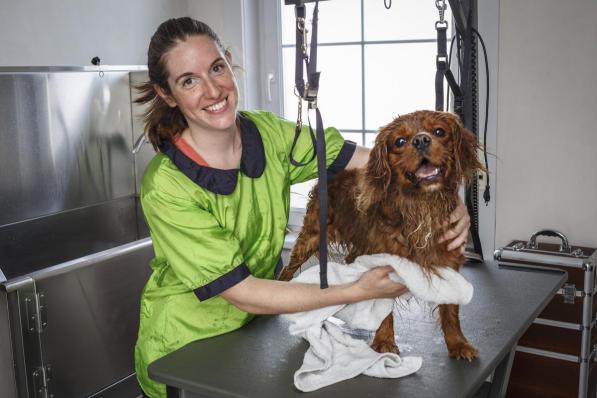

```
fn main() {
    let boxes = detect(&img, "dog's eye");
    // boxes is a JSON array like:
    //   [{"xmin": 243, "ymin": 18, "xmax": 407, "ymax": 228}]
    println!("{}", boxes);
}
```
[
  {"xmin": 433, "ymin": 128, "xmax": 446, "ymax": 137},
  {"xmin": 395, "ymin": 137, "xmax": 407, "ymax": 148}
]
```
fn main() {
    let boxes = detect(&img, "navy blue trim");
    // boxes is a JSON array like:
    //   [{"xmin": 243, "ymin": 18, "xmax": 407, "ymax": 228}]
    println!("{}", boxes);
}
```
[
  {"xmin": 158, "ymin": 113, "xmax": 265, "ymax": 195},
  {"xmin": 327, "ymin": 140, "xmax": 357, "ymax": 178},
  {"xmin": 193, "ymin": 263, "xmax": 251, "ymax": 301}
]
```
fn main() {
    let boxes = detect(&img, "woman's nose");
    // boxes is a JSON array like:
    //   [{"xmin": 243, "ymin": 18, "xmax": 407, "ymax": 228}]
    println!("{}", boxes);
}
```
[{"xmin": 204, "ymin": 77, "xmax": 222, "ymax": 98}]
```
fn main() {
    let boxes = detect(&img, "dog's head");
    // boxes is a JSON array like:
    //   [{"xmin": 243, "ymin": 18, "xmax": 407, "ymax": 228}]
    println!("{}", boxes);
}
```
[{"xmin": 362, "ymin": 111, "xmax": 484, "ymax": 204}]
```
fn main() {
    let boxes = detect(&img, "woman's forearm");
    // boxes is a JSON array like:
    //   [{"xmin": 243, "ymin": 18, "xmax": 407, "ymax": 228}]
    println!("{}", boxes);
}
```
[{"xmin": 220, "ymin": 275, "xmax": 361, "ymax": 315}]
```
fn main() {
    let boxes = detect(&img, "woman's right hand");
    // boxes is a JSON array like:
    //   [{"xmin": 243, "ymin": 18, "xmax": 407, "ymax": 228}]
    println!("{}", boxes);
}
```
[{"xmin": 351, "ymin": 265, "xmax": 408, "ymax": 302}]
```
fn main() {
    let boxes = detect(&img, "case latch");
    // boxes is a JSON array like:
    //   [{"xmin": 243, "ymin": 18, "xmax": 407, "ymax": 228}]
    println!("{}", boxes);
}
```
[{"xmin": 562, "ymin": 283, "xmax": 576, "ymax": 304}]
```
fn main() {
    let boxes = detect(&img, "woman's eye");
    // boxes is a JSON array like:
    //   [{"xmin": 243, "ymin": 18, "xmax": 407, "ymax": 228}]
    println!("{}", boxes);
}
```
[
  {"xmin": 395, "ymin": 137, "xmax": 407, "ymax": 147},
  {"xmin": 182, "ymin": 77, "xmax": 198, "ymax": 88},
  {"xmin": 433, "ymin": 128, "xmax": 446, "ymax": 137},
  {"xmin": 213, "ymin": 63, "xmax": 225, "ymax": 74}
]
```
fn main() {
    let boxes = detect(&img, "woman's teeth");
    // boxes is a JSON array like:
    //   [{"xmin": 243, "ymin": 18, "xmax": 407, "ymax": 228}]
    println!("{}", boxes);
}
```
[{"xmin": 205, "ymin": 99, "xmax": 226, "ymax": 112}]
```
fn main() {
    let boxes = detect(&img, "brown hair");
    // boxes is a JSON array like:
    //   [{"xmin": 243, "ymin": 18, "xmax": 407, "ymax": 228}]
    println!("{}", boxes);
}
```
[{"xmin": 136, "ymin": 17, "xmax": 225, "ymax": 150}]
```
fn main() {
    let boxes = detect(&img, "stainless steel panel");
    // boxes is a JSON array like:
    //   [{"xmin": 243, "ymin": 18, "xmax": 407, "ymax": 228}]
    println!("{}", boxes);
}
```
[
  {"xmin": 129, "ymin": 70, "xmax": 155, "ymax": 195},
  {"xmin": 9, "ymin": 239, "xmax": 153, "ymax": 397},
  {"xmin": 0, "ymin": 71, "xmax": 135, "ymax": 227},
  {"xmin": 0, "ymin": 196, "xmax": 138, "ymax": 280},
  {"xmin": 0, "ymin": 289, "xmax": 19, "ymax": 398}
]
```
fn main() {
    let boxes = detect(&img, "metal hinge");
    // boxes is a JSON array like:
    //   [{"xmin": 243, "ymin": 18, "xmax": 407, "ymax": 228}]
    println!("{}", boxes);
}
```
[
  {"xmin": 25, "ymin": 292, "xmax": 47, "ymax": 333},
  {"xmin": 32, "ymin": 364, "xmax": 53, "ymax": 398}
]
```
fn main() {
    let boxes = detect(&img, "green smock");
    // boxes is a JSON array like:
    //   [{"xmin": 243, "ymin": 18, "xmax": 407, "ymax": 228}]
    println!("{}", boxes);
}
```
[{"xmin": 135, "ymin": 110, "xmax": 355, "ymax": 397}]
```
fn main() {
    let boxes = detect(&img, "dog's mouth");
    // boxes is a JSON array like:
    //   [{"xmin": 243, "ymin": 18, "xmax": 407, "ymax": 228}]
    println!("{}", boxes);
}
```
[{"xmin": 406, "ymin": 158, "xmax": 444, "ymax": 185}]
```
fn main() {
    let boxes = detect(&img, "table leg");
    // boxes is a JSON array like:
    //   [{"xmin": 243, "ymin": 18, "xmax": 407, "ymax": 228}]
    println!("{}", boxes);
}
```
[{"xmin": 488, "ymin": 345, "xmax": 517, "ymax": 398}]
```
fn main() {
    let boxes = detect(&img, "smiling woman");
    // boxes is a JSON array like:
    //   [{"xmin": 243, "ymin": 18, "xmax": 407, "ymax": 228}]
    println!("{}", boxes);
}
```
[{"xmin": 132, "ymin": 17, "xmax": 416, "ymax": 398}]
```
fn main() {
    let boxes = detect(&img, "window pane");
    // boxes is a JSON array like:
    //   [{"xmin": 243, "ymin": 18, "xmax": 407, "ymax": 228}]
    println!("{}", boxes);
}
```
[
  {"xmin": 364, "ymin": 0, "xmax": 452, "ymax": 41},
  {"xmin": 282, "ymin": 46, "xmax": 362, "ymax": 130},
  {"xmin": 281, "ymin": 0, "xmax": 362, "ymax": 45},
  {"xmin": 364, "ymin": 42, "xmax": 436, "ymax": 130},
  {"xmin": 364, "ymin": 132, "xmax": 378, "ymax": 148}
]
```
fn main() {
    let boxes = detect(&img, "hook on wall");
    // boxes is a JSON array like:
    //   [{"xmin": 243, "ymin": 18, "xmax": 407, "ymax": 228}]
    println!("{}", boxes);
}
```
[{"xmin": 91, "ymin": 56, "xmax": 104, "ymax": 78}]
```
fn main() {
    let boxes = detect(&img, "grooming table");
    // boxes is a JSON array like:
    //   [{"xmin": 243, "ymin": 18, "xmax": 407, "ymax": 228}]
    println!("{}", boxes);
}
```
[{"xmin": 148, "ymin": 261, "xmax": 566, "ymax": 398}]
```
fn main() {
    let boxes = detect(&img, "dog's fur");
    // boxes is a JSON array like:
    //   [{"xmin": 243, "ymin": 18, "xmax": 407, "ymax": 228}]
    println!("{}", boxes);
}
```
[{"xmin": 279, "ymin": 110, "xmax": 484, "ymax": 360}]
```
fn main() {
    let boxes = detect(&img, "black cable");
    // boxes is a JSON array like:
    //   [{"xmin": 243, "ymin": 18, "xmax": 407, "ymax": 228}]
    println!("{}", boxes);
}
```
[{"xmin": 472, "ymin": 27, "xmax": 490, "ymax": 205}]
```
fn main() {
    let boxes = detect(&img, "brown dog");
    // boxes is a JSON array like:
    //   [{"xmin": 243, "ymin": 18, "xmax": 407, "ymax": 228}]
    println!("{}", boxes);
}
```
[{"xmin": 279, "ymin": 110, "xmax": 483, "ymax": 360}]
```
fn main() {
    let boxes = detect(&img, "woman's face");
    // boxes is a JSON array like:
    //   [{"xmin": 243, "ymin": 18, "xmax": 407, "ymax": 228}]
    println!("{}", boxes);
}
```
[{"xmin": 158, "ymin": 35, "xmax": 239, "ymax": 133}]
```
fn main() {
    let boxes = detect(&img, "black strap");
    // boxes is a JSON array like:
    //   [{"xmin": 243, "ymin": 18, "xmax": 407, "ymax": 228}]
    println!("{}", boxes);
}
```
[
  {"xmin": 289, "ymin": 0, "xmax": 329, "ymax": 289},
  {"xmin": 315, "ymin": 108, "xmax": 328, "ymax": 288},
  {"xmin": 435, "ymin": 24, "xmax": 463, "ymax": 111}
]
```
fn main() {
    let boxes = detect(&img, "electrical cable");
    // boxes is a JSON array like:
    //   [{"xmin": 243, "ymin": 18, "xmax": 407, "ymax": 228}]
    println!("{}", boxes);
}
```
[{"xmin": 472, "ymin": 28, "xmax": 490, "ymax": 205}]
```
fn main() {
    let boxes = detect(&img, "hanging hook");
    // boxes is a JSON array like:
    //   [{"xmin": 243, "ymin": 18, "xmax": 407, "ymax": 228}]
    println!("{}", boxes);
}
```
[
  {"xmin": 91, "ymin": 56, "xmax": 104, "ymax": 78},
  {"xmin": 384, "ymin": 0, "xmax": 392, "ymax": 9}
]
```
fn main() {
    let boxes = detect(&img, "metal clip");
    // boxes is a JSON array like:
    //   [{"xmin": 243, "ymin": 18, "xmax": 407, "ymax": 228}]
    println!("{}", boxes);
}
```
[
  {"xmin": 297, "ymin": 17, "xmax": 309, "ymax": 59},
  {"xmin": 571, "ymin": 248, "xmax": 584, "ymax": 257},
  {"xmin": 296, "ymin": 99, "xmax": 303, "ymax": 129},
  {"xmin": 435, "ymin": 0, "xmax": 447, "ymax": 26},
  {"xmin": 512, "ymin": 242, "xmax": 525, "ymax": 251},
  {"xmin": 562, "ymin": 283, "xmax": 576, "ymax": 304}
]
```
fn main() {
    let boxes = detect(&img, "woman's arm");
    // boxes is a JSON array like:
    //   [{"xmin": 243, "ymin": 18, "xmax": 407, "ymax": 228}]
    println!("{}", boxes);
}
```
[{"xmin": 220, "ymin": 265, "xmax": 407, "ymax": 314}]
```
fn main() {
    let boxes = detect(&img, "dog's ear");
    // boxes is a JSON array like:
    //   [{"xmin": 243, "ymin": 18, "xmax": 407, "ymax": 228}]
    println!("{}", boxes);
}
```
[
  {"xmin": 358, "ymin": 135, "xmax": 391, "ymax": 210},
  {"xmin": 454, "ymin": 122, "xmax": 485, "ymax": 183}
]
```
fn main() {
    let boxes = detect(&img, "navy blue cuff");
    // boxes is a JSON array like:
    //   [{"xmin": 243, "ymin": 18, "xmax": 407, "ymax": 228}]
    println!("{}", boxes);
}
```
[
  {"xmin": 194, "ymin": 263, "xmax": 251, "ymax": 301},
  {"xmin": 327, "ymin": 140, "xmax": 357, "ymax": 178}
]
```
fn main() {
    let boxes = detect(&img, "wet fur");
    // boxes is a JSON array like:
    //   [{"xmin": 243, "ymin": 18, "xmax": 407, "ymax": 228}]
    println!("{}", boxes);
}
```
[{"xmin": 279, "ymin": 111, "xmax": 484, "ymax": 360}]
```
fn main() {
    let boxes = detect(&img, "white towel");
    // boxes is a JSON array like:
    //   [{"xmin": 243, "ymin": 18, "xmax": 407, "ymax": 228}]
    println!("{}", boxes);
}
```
[{"xmin": 283, "ymin": 253, "xmax": 473, "ymax": 392}]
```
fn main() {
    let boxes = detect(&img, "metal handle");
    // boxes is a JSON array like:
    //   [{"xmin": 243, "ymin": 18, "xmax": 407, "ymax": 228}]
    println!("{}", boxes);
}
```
[
  {"xmin": 266, "ymin": 72, "xmax": 275, "ymax": 102},
  {"xmin": 132, "ymin": 133, "xmax": 148, "ymax": 154},
  {"xmin": 527, "ymin": 229, "xmax": 571, "ymax": 253}
]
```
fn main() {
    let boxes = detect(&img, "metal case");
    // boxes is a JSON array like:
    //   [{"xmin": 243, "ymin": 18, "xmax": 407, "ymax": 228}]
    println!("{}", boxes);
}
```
[{"xmin": 494, "ymin": 230, "xmax": 597, "ymax": 398}]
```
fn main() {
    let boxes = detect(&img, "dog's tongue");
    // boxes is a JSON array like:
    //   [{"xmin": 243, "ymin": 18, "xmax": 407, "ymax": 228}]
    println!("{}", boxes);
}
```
[{"xmin": 415, "ymin": 164, "xmax": 439, "ymax": 178}]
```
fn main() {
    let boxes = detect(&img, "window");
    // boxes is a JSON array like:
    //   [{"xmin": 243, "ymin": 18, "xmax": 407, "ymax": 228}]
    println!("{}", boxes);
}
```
[{"xmin": 279, "ymin": 0, "xmax": 451, "ymax": 208}]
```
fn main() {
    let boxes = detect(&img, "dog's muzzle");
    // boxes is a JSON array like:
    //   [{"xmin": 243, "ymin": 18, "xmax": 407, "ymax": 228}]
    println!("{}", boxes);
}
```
[{"xmin": 412, "ymin": 133, "xmax": 431, "ymax": 152}]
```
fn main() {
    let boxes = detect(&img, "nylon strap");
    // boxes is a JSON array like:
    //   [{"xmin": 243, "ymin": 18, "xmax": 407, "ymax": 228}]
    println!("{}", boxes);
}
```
[
  {"xmin": 289, "ymin": 0, "xmax": 329, "ymax": 288},
  {"xmin": 435, "ymin": 24, "xmax": 463, "ymax": 111}
]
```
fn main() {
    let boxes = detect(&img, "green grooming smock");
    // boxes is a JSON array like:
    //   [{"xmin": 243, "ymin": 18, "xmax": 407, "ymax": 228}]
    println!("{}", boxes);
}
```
[{"xmin": 135, "ymin": 110, "xmax": 356, "ymax": 398}]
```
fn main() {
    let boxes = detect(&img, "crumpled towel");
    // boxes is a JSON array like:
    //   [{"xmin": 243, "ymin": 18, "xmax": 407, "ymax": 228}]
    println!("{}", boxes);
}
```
[{"xmin": 283, "ymin": 253, "xmax": 473, "ymax": 392}]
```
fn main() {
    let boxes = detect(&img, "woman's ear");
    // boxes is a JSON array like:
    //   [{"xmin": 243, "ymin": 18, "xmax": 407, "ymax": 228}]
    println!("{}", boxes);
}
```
[{"xmin": 154, "ymin": 84, "xmax": 177, "ymax": 108}]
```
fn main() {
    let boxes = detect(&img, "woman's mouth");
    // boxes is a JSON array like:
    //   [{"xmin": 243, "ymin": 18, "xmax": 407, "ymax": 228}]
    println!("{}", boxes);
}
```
[{"xmin": 204, "ymin": 98, "xmax": 228, "ymax": 113}]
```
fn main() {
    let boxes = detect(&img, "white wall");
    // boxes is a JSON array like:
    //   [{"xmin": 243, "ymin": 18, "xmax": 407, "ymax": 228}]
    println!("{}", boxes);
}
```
[
  {"xmin": 0, "ymin": 0, "xmax": 261, "ymax": 108},
  {"xmin": 0, "ymin": 0, "xmax": 187, "ymax": 66},
  {"xmin": 495, "ymin": 0, "xmax": 597, "ymax": 248}
]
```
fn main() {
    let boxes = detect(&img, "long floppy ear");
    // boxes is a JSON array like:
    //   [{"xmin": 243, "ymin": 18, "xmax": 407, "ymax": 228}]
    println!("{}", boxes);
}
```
[
  {"xmin": 358, "ymin": 135, "xmax": 391, "ymax": 210},
  {"xmin": 454, "ymin": 123, "xmax": 485, "ymax": 183}
]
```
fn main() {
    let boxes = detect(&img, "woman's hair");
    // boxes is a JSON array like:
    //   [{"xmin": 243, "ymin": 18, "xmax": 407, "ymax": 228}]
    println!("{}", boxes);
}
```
[{"xmin": 136, "ymin": 17, "xmax": 225, "ymax": 150}]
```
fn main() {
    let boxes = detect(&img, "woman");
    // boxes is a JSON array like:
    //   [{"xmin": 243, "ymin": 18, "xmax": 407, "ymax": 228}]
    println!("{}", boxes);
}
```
[{"xmin": 134, "ymin": 17, "xmax": 470, "ymax": 398}]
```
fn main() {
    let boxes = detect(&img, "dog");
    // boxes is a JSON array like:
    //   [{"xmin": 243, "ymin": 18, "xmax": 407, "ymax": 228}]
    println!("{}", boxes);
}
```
[{"xmin": 278, "ymin": 110, "xmax": 484, "ymax": 360}]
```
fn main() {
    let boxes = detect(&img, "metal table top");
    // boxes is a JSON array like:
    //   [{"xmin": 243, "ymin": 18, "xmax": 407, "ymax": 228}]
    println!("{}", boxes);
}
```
[{"xmin": 148, "ymin": 261, "xmax": 566, "ymax": 398}]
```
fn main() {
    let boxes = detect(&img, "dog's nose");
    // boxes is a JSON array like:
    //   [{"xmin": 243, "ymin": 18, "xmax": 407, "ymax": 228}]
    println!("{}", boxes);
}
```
[{"xmin": 412, "ymin": 133, "xmax": 431, "ymax": 151}]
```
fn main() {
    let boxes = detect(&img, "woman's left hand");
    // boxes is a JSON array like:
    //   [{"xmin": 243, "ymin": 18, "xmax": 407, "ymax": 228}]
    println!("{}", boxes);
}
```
[{"xmin": 438, "ymin": 196, "xmax": 471, "ymax": 253}]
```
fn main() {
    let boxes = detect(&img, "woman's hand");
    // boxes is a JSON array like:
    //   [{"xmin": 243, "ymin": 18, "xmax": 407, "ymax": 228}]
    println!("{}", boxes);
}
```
[
  {"xmin": 438, "ymin": 196, "xmax": 471, "ymax": 252},
  {"xmin": 352, "ymin": 266, "xmax": 408, "ymax": 302}
]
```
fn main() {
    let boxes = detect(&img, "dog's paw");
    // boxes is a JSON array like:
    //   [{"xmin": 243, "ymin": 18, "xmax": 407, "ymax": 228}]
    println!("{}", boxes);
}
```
[
  {"xmin": 371, "ymin": 340, "xmax": 400, "ymax": 354},
  {"xmin": 448, "ymin": 341, "xmax": 479, "ymax": 361}
]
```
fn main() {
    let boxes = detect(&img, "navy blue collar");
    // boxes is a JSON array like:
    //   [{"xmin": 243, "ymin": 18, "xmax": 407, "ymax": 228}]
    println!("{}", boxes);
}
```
[{"xmin": 159, "ymin": 113, "xmax": 266, "ymax": 195}]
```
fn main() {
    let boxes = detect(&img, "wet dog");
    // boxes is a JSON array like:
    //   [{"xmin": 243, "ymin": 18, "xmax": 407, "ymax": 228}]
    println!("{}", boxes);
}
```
[{"xmin": 279, "ymin": 110, "xmax": 483, "ymax": 360}]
